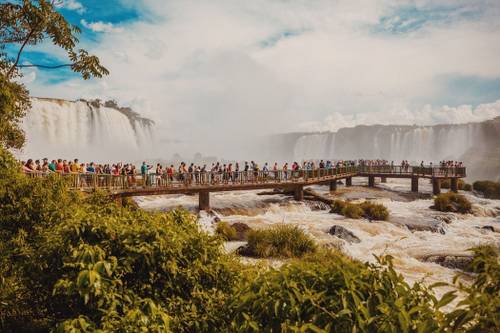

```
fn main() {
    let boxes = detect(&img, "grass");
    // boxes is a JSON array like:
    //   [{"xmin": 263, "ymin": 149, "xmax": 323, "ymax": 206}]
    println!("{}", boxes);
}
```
[
  {"xmin": 473, "ymin": 180, "xmax": 500, "ymax": 199},
  {"xmin": 215, "ymin": 221, "xmax": 238, "ymax": 241},
  {"xmin": 243, "ymin": 224, "xmax": 317, "ymax": 258},
  {"xmin": 433, "ymin": 192, "xmax": 472, "ymax": 214},
  {"xmin": 331, "ymin": 199, "xmax": 389, "ymax": 221}
]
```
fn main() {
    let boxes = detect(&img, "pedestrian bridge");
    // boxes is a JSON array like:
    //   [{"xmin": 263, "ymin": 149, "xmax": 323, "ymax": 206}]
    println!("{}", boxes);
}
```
[{"xmin": 36, "ymin": 165, "xmax": 466, "ymax": 210}]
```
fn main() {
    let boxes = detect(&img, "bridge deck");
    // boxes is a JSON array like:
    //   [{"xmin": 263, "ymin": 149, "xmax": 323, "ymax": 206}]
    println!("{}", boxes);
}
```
[{"xmin": 28, "ymin": 165, "xmax": 466, "ymax": 198}]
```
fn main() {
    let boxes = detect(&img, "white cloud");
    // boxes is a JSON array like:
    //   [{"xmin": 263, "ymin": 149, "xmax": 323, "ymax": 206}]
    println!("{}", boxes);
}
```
[
  {"xmin": 80, "ymin": 19, "xmax": 124, "ymax": 33},
  {"xmin": 299, "ymin": 100, "xmax": 500, "ymax": 132},
  {"xmin": 55, "ymin": 0, "xmax": 85, "ymax": 14},
  {"xmin": 28, "ymin": 0, "xmax": 500, "ymax": 158}
]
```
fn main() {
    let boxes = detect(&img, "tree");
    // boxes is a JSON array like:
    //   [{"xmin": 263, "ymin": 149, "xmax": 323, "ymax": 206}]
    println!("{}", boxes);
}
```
[{"xmin": 0, "ymin": 0, "xmax": 109, "ymax": 150}]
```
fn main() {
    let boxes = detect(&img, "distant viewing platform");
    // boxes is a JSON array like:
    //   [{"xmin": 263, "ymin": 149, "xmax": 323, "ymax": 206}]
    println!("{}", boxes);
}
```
[{"xmin": 23, "ymin": 159, "xmax": 466, "ymax": 210}]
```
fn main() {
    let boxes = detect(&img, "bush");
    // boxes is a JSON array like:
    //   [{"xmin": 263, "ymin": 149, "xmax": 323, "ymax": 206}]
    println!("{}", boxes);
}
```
[
  {"xmin": 444, "ymin": 246, "xmax": 500, "ymax": 332},
  {"xmin": 216, "ymin": 221, "xmax": 238, "ymax": 241},
  {"xmin": 332, "ymin": 199, "xmax": 389, "ymax": 221},
  {"xmin": 359, "ymin": 201, "xmax": 390, "ymax": 221},
  {"xmin": 230, "ymin": 250, "xmax": 445, "ymax": 332},
  {"xmin": 462, "ymin": 183, "xmax": 472, "ymax": 191},
  {"xmin": 341, "ymin": 203, "xmax": 364, "ymax": 219},
  {"xmin": 0, "ymin": 148, "xmax": 241, "ymax": 332},
  {"xmin": 330, "ymin": 199, "xmax": 347, "ymax": 214},
  {"xmin": 441, "ymin": 178, "xmax": 468, "ymax": 190},
  {"xmin": 244, "ymin": 225, "xmax": 317, "ymax": 258},
  {"xmin": 231, "ymin": 222, "xmax": 252, "ymax": 240},
  {"xmin": 473, "ymin": 180, "xmax": 500, "ymax": 199},
  {"xmin": 433, "ymin": 192, "xmax": 472, "ymax": 214}
]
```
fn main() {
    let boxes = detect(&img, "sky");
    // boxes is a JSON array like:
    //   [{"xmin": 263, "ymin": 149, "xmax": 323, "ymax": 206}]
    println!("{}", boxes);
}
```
[{"xmin": 10, "ymin": 0, "xmax": 500, "ymax": 155}]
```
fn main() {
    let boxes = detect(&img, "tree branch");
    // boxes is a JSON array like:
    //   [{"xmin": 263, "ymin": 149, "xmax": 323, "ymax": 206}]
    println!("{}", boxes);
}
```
[
  {"xmin": 18, "ymin": 63, "xmax": 73, "ymax": 69},
  {"xmin": 7, "ymin": 28, "xmax": 36, "ymax": 78}
]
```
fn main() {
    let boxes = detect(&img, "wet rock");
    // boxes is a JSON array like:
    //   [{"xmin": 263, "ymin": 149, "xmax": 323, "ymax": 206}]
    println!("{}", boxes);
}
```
[
  {"xmin": 231, "ymin": 222, "xmax": 252, "ymax": 240},
  {"xmin": 236, "ymin": 244, "xmax": 253, "ymax": 257},
  {"xmin": 433, "ymin": 214, "xmax": 457, "ymax": 224},
  {"xmin": 390, "ymin": 216, "xmax": 447, "ymax": 234},
  {"xmin": 304, "ymin": 200, "xmax": 331, "ymax": 211},
  {"xmin": 422, "ymin": 254, "xmax": 473, "ymax": 271},
  {"xmin": 328, "ymin": 225, "xmax": 361, "ymax": 243},
  {"xmin": 476, "ymin": 225, "xmax": 498, "ymax": 233}
]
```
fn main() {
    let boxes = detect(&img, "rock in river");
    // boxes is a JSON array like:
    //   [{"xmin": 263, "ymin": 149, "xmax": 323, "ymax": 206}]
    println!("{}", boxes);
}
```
[{"xmin": 328, "ymin": 225, "xmax": 361, "ymax": 243}]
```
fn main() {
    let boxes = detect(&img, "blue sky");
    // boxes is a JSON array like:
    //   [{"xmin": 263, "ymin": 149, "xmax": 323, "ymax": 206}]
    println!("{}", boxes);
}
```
[{"xmin": 11, "ymin": 0, "xmax": 500, "ymax": 138}]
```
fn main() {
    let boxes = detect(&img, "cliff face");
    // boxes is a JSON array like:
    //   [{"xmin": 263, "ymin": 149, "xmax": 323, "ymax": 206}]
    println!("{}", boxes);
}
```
[{"xmin": 265, "ymin": 117, "xmax": 500, "ymax": 181}]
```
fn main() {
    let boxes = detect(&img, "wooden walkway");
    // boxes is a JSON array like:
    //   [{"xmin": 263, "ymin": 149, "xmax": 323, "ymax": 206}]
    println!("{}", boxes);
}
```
[{"xmin": 30, "ymin": 165, "xmax": 466, "ymax": 210}]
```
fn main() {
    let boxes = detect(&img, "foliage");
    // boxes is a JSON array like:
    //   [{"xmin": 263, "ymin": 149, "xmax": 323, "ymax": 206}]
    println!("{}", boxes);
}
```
[
  {"xmin": 330, "ymin": 199, "xmax": 347, "ymax": 214},
  {"xmin": 331, "ymin": 199, "xmax": 389, "ymax": 221},
  {"xmin": 341, "ymin": 202, "xmax": 364, "ymax": 219},
  {"xmin": 0, "ymin": 0, "xmax": 108, "ymax": 149},
  {"xmin": 462, "ymin": 183, "xmax": 472, "ymax": 191},
  {"xmin": 445, "ymin": 246, "xmax": 500, "ymax": 332},
  {"xmin": 230, "ymin": 250, "xmax": 447, "ymax": 332},
  {"xmin": 440, "ymin": 179, "xmax": 469, "ymax": 191},
  {"xmin": 0, "ymin": 73, "xmax": 30, "ymax": 149},
  {"xmin": 0, "ymin": 147, "xmax": 241, "ymax": 332},
  {"xmin": 216, "ymin": 221, "xmax": 238, "ymax": 241},
  {"xmin": 231, "ymin": 222, "xmax": 252, "ymax": 240},
  {"xmin": 359, "ymin": 201, "xmax": 390, "ymax": 221},
  {"xmin": 244, "ymin": 224, "xmax": 317, "ymax": 258},
  {"xmin": 1, "ymin": 148, "xmax": 499, "ymax": 332},
  {"xmin": 473, "ymin": 180, "xmax": 500, "ymax": 199},
  {"xmin": 433, "ymin": 193, "xmax": 472, "ymax": 214}
]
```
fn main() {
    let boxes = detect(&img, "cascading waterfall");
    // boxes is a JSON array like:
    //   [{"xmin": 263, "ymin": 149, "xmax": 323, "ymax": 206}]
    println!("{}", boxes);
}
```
[
  {"xmin": 291, "ymin": 122, "xmax": 486, "ymax": 163},
  {"xmin": 19, "ymin": 98, "xmax": 155, "ymax": 162}
]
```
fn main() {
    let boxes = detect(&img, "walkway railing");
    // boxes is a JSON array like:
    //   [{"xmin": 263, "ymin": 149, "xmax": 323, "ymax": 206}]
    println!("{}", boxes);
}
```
[{"xmin": 25, "ymin": 165, "xmax": 465, "ymax": 191}]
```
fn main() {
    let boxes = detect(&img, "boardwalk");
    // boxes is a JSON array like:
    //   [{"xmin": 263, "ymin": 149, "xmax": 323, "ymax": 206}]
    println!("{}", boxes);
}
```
[{"xmin": 31, "ymin": 165, "xmax": 466, "ymax": 210}]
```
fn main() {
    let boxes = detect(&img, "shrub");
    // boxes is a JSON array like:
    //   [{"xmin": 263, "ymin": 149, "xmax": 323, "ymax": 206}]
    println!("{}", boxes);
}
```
[
  {"xmin": 216, "ymin": 221, "xmax": 238, "ymax": 241},
  {"xmin": 244, "ymin": 225, "xmax": 317, "ymax": 258},
  {"xmin": 330, "ymin": 199, "xmax": 347, "ymax": 214},
  {"xmin": 332, "ymin": 199, "xmax": 389, "ymax": 220},
  {"xmin": 341, "ymin": 203, "xmax": 364, "ymax": 219},
  {"xmin": 444, "ymin": 245, "xmax": 500, "ymax": 332},
  {"xmin": 462, "ymin": 183, "xmax": 472, "ymax": 191},
  {"xmin": 473, "ymin": 180, "xmax": 500, "ymax": 199},
  {"xmin": 441, "ymin": 179, "xmax": 467, "ymax": 190},
  {"xmin": 231, "ymin": 222, "xmax": 252, "ymax": 240},
  {"xmin": 433, "ymin": 192, "xmax": 472, "ymax": 214},
  {"xmin": 359, "ymin": 201, "xmax": 390, "ymax": 221},
  {"xmin": 0, "ymin": 148, "xmax": 241, "ymax": 332},
  {"xmin": 230, "ymin": 250, "xmax": 446, "ymax": 332}
]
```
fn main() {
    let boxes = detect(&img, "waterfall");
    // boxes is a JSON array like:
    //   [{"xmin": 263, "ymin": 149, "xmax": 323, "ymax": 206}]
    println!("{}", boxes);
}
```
[
  {"xmin": 19, "ymin": 98, "xmax": 155, "ymax": 162},
  {"xmin": 291, "ymin": 122, "xmax": 490, "ymax": 163}
]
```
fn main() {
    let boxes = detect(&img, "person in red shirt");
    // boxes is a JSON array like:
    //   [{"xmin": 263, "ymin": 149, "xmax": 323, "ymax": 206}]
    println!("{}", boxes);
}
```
[{"xmin": 56, "ymin": 159, "xmax": 64, "ymax": 173}]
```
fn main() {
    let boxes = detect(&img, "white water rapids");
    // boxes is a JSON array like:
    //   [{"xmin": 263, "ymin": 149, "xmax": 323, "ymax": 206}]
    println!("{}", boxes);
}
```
[{"xmin": 136, "ymin": 178, "xmax": 500, "ymax": 287}]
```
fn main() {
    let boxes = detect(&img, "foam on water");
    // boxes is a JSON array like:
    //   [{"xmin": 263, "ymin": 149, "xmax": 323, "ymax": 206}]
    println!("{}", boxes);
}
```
[{"xmin": 136, "ymin": 179, "xmax": 500, "ymax": 287}]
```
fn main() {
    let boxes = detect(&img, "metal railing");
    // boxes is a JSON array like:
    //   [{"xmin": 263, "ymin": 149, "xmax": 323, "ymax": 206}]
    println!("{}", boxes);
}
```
[{"xmin": 24, "ymin": 165, "xmax": 465, "ymax": 191}]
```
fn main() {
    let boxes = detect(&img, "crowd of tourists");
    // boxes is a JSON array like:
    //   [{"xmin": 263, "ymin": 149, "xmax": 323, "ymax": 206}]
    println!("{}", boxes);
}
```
[{"xmin": 20, "ymin": 158, "xmax": 464, "ymax": 187}]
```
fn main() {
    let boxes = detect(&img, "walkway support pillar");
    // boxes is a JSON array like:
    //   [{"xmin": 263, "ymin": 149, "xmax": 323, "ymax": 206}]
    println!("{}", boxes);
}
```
[
  {"xmin": 346, "ymin": 177, "xmax": 352, "ymax": 187},
  {"xmin": 411, "ymin": 176, "xmax": 419, "ymax": 192},
  {"xmin": 368, "ymin": 176, "xmax": 375, "ymax": 187},
  {"xmin": 294, "ymin": 185, "xmax": 304, "ymax": 201},
  {"xmin": 329, "ymin": 181, "xmax": 337, "ymax": 192},
  {"xmin": 450, "ymin": 178, "xmax": 458, "ymax": 193},
  {"xmin": 199, "ymin": 191, "xmax": 210, "ymax": 211},
  {"xmin": 432, "ymin": 178, "xmax": 441, "ymax": 195},
  {"xmin": 381, "ymin": 177, "xmax": 387, "ymax": 183}
]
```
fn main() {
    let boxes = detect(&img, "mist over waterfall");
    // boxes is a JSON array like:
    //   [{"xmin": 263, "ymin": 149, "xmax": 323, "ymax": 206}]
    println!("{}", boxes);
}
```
[
  {"xmin": 266, "ymin": 117, "xmax": 500, "ymax": 181},
  {"xmin": 19, "ymin": 98, "xmax": 155, "ymax": 162},
  {"xmin": 292, "ymin": 124, "xmax": 483, "ymax": 162}
]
